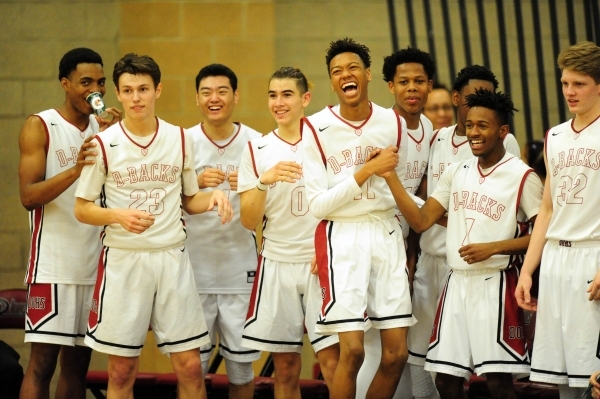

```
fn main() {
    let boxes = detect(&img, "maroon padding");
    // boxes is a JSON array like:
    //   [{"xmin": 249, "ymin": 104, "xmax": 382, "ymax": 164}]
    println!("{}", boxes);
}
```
[
  {"xmin": 299, "ymin": 378, "xmax": 328, "ymax": 395},
  {"xmin": 467, "ymin": 378, "xmax": 559, "ymax": 399},
  {"xmin": 0, "ymin": 289, "xmax": 27, "ymax": 329},
  {"xmin": 85, "ymin": 371, "xmax": 158, "ymax": 386}
]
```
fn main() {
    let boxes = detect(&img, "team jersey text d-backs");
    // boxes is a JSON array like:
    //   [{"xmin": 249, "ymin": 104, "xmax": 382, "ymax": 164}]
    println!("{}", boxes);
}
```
[
  {"xmin": 302, "ymin": 103, "xmax": 408, "ymax": 220},
  {"xmin": 397, "ymin": 114, "xmax": 433, "ymax": 238},
  {"xmin": 238, "ymin": 130, "xmax": 317, "ymax": 263},
  {"xmin": 546, "ymin": 117, "xmax": 600, "ymax": 241},
  {"xmin": 421, "ymin": 124, "xmax": 521, "ymax": 256},
  {"xmin": 75, "ymin": 118, "xmax": 199, "ymax": 250},
  {"xmin": 184, "ymin": 123, "xmax": 261, "ymax": 294},
  {"xmin": 25, "ymin": 109, "xmax": 101, "ymax": 285},
  {"xmin": 430, "ymin": 153, "xmax": 543, "ymax": 271}
]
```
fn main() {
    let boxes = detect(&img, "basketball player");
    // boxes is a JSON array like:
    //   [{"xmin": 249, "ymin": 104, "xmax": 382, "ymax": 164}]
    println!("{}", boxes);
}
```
[
  {"xmin": 184, "ymin": 64, "xmax": 261, "ymax": 399},
  {"xmin": 238, "ymin": 67, "xmax": 339, "ymax": 398},
  {"xmin": 423, "ymin": 83, "xmax": 454, "ymax": 130},
  {"xmin": 366, "ymin": 47, "xmax": 436, "ymax": 399},
  {"xmin": 18, "ymin": 48, "xmax": 121, "ymax": 399},
  {"xmin": 74, "ymin": 53, "xmax": 232, "ymax": 399},
  {"xmin": 516, "ymin": 41, "xmax": 600, "ymax": 399},
  {"xmin": 389, "ymin": 88, "xmax": 542, "ymax": 399},
  {"xmin": 302, "ymin": 38, "xmax": 415, "ymax": 399},
  {"xmin": 408, "ymin": 66, "xmax": 522, "ymax": 384}
]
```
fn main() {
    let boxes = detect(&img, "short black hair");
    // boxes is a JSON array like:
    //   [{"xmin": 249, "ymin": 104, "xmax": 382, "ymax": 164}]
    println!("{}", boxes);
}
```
[
  {"xmin": 195, "ymin": 64, "xmax": 238, "ymax": 92},
  {"xmin": 464, "ymin": 88, "xmax": 517, "ymax": 125},
  {"xmin": 325, "ymin": 38, "xmax": 371, "ymax": 75},
  {"xmin": 58, "ymin": 48, "xmax": 103, "ymax": 80},
  {"xmin": 452, "ymin": 65, "xmax": 499, "ymax": 93},
  {"xmin": 382, "ymin": 47, "xmax": 436, "ymax": 82},
  {"xmin": 113, "ymin": 53, "xmax": 161, "ymax": 89}
]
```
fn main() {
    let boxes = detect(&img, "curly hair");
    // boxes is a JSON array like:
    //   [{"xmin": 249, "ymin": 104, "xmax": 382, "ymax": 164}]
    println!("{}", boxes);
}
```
[
  {"xmin": 58, "ymin": 48, "xmax": 103, "ymax": 81},
  {"xmin": 452, "ymin": 65, "xmax": 499, "ymax": 93},
  {"xmin": 382, "ymin": 47, "xmax": 436, "ymax": 82},
  {"xmin": 325, "ymin": 38, "xmax": 371, "ymax": 75},
  {"xmin": 464, "ymin": 88, "xmax": 517, "ymax": 125}
]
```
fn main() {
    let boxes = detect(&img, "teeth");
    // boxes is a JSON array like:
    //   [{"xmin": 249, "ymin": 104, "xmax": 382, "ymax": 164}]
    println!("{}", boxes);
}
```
[
  {"xmin": 342, "ymin": 83, "xmax": 357, "ymax": 89},
  {"xmin": 209, "ymin": 106, "xmax": 221, "ymax": 110}
]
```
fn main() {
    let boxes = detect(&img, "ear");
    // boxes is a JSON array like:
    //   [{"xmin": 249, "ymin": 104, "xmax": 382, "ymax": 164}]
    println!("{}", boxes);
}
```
[
  {"xmin": 428, "ymin": 79, "xmax": 433, "ymax": 93},
  {"xmin": 114, "ymin": 86, "xmax": 122, "ymax": 102},
  {"xmin": 195, "ymin": 92, "xmax": 200, "ymax": 106},
  {"xmin": 366, "ymin": 68, "xmax": 372, "ymax": 82},
  {"xmin": 60, "ymin": 77, "xmax": 69, "ymax": 92},
  {"xmin": 387, "ymin": 80, "xmax": 395, "ymax": 94},
  {"xmin": 155, "ymin": 82, "xmax": 162, "ymax": 99},
  {"xmin": 302, "ymin": 91, "xmax": 312, "ymax": 108},
  {"xmin": 452, "ymin": 90, "xmax": 460, "ymax": 107},
  {"xmin": 233, "ymin": 89, "xmax": 239, "ymax": 105},
  {"xmin": 499, "ymin": 123, "xmax": 509, "ymax": 140}
]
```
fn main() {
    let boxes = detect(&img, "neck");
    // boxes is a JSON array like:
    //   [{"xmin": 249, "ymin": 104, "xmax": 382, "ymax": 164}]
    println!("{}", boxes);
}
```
[
  {"xmin": 277, "ymin": 119, "xmax": 302, "ymax": 142},
  {"xmin": 57, "ymin": 102, "xmax": 90, "ymax": 131},
  {"xmin": 339, "ymin": 100, "xmax": 371, "ymax": 121},
  {"xmin": 455, "ymin": 119, "xmax": 466, "ymax": 136},
  {"xmin": 393, "ymin": 104, "xmax": 421, "ymax": 129},
  {"xmin": 123, "ymin": 116, "xmax": 157, "ymax": 137},
  {"xmin": 573, "ymin": 103, "xmax": 600, "ymax": 131},
  {"xmin": 202, "ymin": 121, "xmax": 236, "ymax": 141},
  {"xmin": 479, "ymin": 147, "xmax": 506, "ymax": 169}
]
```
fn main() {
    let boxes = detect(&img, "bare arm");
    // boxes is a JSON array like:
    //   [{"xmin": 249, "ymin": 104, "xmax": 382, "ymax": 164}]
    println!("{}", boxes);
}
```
[
  {"xmin": 19, "ymin": 116, "xmax": 98, "ymax": 211},
  {"xmin": 182, "ymin": 190, "xmax": 233, "ymax": 224},
  {"xmin": 74, "ymin": 197, "xmax": 155, "ymax": 234}
]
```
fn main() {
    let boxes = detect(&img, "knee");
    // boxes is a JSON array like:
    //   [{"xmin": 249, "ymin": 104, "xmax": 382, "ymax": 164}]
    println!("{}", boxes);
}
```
[
  {"xmin": 380, "ymin": 345, "xmax": 408, "ymax": 371},
  {"xmin": 273, "ymin": 353, "xmax": 301, "ymax": 383},
  {"xmin": 342, "ymin": 341, "xmax": 365, "ymax": 368},
  {"xmin": 172, "ymin": 354, "xmax": 202, "ymax": 382},
  {"xmin": 317, "ymin": 347, "xmax": 339, "ymax": 378},
  {"xmin": 28, "ymin": 349, "xmax": 59, "ymax": 383},
  {"xmin": 108, "ymin": 358, "xmax": 138, "ymax": 389},
  {"xmin": 435, "ymin": 373, "xmax": 463, "ymax": 398}
]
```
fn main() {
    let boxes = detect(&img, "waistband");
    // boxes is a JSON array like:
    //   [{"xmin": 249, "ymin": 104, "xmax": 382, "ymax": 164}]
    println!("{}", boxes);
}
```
[
  {"xmin": 546, "ymin": 239, "xmax": 600, "ymax": 248},
  {"xmin": 326, "ymin": 209, "xmax": 396, "ymax": 223},
  {"xmin": 451, "ymin": 267, "xmax": 510, "ymax": 276}
]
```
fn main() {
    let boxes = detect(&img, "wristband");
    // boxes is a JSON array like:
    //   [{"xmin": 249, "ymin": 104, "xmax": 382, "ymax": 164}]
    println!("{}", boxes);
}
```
[{"xmin": 256, "ymin": 176, "xmax": 268, "ymax": 191}]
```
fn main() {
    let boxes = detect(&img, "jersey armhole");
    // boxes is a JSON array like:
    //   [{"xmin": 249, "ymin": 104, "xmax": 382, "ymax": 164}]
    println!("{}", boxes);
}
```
[
  {"xmin": 96, "ymin": 136, "xmax": 108, "ymax": 174},
  {"xmin": 516, "ymin": 168, "xmax": 534, "ymax": 218},
  {"xmin": 248, "ymin": 142, "xmax": 259, "ymax": 178},
  {"xmin": 32, "ymin": 115, "xmax": 50, "ymax": 156},
  {"xmin": 302, "ymin": 117, "xmax": 327, "ymax": 168},
  {"xmin": 543, "ymin": 128, "xmax": 550, "ymax": 161},
  {"xmin": 180, "ymin": 127, "xmax": 185, "ymax": 169},
  {"xmin": 393, "ymin": 109, "xmax": 402, "ymax": 148},
  {"xmin": 430, "ymin": 129, "xmax": 440, "ymax": 147}
]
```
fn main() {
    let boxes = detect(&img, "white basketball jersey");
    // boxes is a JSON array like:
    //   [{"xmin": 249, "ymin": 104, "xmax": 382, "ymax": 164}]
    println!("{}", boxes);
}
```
[
  {"xmin": 184, "ymin": 123, "xmax": 261, "ymax": 294},
  {"xmin": 238, "ymin": 130, "xmax": 318, "ymax": 263},
  {"xmin": 75, "ymin": 118, "xmax": 199, "ymax": 250},
  {"xmin": 25, "ymin": 109, "xmax": 101, "ymax": 285},
  {"xmin": 430, "ymin": 153, "xmax": 542, "ymax": 271},
  {"xmin": 421, "ymin": 124, "xmax": 521, "ymax": 256},
  {"xmin": 302, "ymin": 103, "xmax": 408, "ymax": 220},
  {"xmin": 546, "ymin": 117, "xmax": 600, "ymax": 241},
  {"xmin": 397, "ymin": 114, "xmax": 433, "ymax": 238}
]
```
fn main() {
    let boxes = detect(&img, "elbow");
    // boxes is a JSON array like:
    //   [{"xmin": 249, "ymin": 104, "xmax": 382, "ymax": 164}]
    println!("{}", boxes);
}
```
[
  {"xmin": 21, "ymin": 200, "xmax": 37, "ymax": 212},
  {"xmin": 240, "ymin": 213, "xmax": 258, "ymax": 231},
  {"xmin": 74, "ymin": 204, "xmax": 86, "ymax": 224}
]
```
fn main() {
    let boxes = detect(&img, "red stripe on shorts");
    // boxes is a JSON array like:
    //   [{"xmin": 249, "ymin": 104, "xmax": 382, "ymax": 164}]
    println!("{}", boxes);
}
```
[
  {"xmin": 315, "ymin": 220, "xmax": 334, "ymax": 316},
  {"xmin": 88, "ymin": 247, "xmax": 108, "ymax": 333},
  {"xmin": 245, "ymin": 255, "xmax": 265, "ymax": 326},
  {"xmin": 26, "ymin": 283, "xmax": 57, "ymax": 330},
  {"xmin": 498, "ymin": 267, "xmax": 528, "ymax": 360},
  {"xmin": 429, "ymin": 271, "xmax": 451, "ymax": 349},
  {"xmin": 25, "ymin": 207, "xmax": 44, "ymax": 284}
]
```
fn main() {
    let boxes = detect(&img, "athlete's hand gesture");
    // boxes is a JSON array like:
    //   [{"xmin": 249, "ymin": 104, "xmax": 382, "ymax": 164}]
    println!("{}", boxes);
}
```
[
  {"xmin": 198, "ymin": 168, "xmax": 226, "ymax": 189},
  {"xmin": 207, "ymin": 189, "xmax": 234, "ymax": 224},
  {"xmin": 586, "ymin": 269, "xmax": 600, "ymax": 301},
  {"xmin": 458, "ymin": 242, "xmax": 497, "ymax": 264},
  {"xmin": 115, "ymin": 209, "xmax": 155, "ymax": 234},
  {"xmin": 96, "ymin": 107, "xmax": 122, "ymax": 132},
  {"xmin": 366, "ymin": 146, "xmax": 399, "ymax": 179},
  {"xmin": 75, "ymin": 135, "xmax": 98, "ymax": 177},
  {"xmin": 590, "ymin": 372, "xmax": 600, "ymax": 399},
  {"xmin": 260, "ymin": 161, "xmax": 302, "ymax": 185},
  {"xmin": 515, "ymin": 272, "xmax": 538, "ymax": 311},
  {"xmin": 228, "ymin": 170, "xmax": 239, "ymax": 191}
]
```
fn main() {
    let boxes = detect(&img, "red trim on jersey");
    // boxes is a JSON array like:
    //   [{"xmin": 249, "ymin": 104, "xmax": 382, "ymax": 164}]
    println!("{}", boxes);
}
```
[
  {"xmin": 326, "ymin": 103, "xmax": 373, "ymax": 130},
  {"xmin": 25, "ymin": 207, "xmax": 44, "ymax": 284},
  {"xmin": 302, "ymin": 117, "xmax": 327, "ymax": 166},
  {"xmin": 451, "ymin": 127, "xmax": 468, "ymax": 150},
  {"xmin": 120, "ymin": 117, "xmax": 159, "ymax": 149},
  {"xmin": 32, "ymin": 115, "xmax": 51, "ymax": 155},
  {"xmin": 248, "ymin": 142, "xmax": 259, "ymax": 178},
  {"xmin": 95, "ymin": 136, "xmax": 108, "ymax": 174},
  {"xmin": 515, "ymin": 169, "xmax": 534, "ymax": 217},
  {"xmin": 406, "ymin": 120, "xmax": 425, "ymax": 146},
  {"xmin": 200, "ymin": 122, "xmax": 241, "ymax": 149},
  {"xmin": 430, "ymin": 129, "xmax": 440, "ymax": 147},
  {"xmin": 477, "ymin": 156, "xmax": 515, "ymax": 179},
  {"xmin": 571, "ymin": 114, "xmax": 600, "ymax": 133},
  {"xmin": 54, "ymin": 108, "xmax": 90, "ymax": 132},
  {"xmin": 393, "ymin": 109, "xmax": 403, "ymax": 148},
  {"xmin": 543, "ymin": 128, "xmax": 551, "ymax": 161},
  {"xmin": 180, "ymin": 127, "xmax": 185, "ymax": 169},
  {"xmin": 273, "ymin": 130, "xmax": 301, "ymax": 146}
]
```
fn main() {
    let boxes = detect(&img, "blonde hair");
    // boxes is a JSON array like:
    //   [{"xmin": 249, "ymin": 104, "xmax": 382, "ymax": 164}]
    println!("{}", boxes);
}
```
[{"xmin": 557, "ymin": 41, "xmax": 600, "ymax": 83}]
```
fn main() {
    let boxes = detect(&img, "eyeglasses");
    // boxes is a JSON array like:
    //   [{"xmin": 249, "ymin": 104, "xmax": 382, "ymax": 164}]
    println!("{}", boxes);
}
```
[{"xmin": 424, "ymin": 105, "xmax": 453, "ymax": 113}]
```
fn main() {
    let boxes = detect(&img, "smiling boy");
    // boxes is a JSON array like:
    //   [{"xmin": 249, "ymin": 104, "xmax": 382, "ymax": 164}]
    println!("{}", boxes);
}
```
[{"xmin": 74, "ymin": 53, "xmax": 233, "ymax": 399}]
